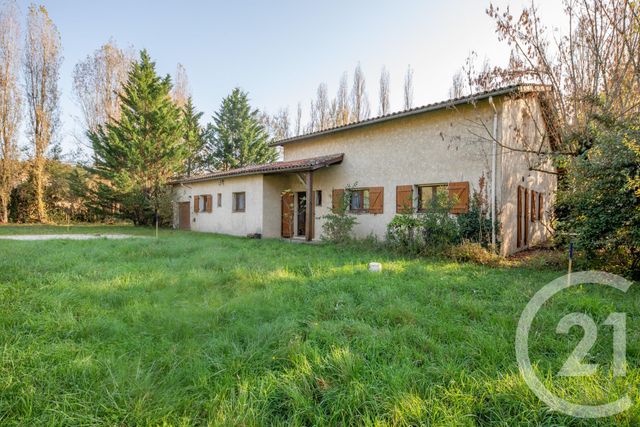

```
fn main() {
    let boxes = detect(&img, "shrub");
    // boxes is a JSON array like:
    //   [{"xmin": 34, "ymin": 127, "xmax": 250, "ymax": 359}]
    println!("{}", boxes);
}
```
[
  {"xmin": 457, "ymin": 178, "xmax": 497, "ymax": 248},
  {"xmin": 447, "ymin": 241, "xmax": 504, "ymax": 267},
  {"xmin": 387, "ymin": 192, "xmax": 460, "ymax": 255},
  {"xmin": 321, "ymin": 183, "xmax": 358, "ymax": 244}
]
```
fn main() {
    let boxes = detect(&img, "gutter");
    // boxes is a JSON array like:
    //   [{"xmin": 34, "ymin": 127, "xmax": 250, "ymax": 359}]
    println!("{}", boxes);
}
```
[{"xmin": 488, "ymin": 96, "xmax": 498, "ymax": 250}]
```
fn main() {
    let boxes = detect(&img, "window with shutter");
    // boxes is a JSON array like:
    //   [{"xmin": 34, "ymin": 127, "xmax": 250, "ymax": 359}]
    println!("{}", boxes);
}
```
[
  {"xmin": 194, "ymin": 195, "xmax": 200, "ymax": 213},
  {"xmin": 417, "ymin": 184, "xmax": 447, "ymax": 212},
  {"xmin": 396, "ymin": 185, "xmax": 413, "ymax": 213},
  {"xmin": 448, "ymin": 181, "xmax": 469, "ymax": 214},
  {"xmin": 538, "ymin": 193, "xmax": 544, "ymax": 220}
]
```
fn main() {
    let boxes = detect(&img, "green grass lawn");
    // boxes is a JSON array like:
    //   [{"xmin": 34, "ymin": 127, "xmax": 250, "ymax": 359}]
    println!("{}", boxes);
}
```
[{"xmin": 0, "ymin": 225, "xmax": 638, "ymax": 425}]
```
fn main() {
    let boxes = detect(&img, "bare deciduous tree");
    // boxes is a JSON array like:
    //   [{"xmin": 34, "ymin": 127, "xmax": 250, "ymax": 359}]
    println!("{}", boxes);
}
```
[
  {"xmin": 351, "ymin": 63, "xmax": 370, "ymax": 121},
  {"xmin": 403, "ymin": 64, "xmax": 414, "ymax": 109},
  {"xmin": 73, "ymin": 40, "xmax": 132, "ymax": 134},
  {"xmin": 171, "ymin": 63, "xmax": 189, "ymax": 108},
  {"xmin": 449, "ymin": 69, "xmax": 466, "ymax": 99},
  {"xmin": 310, "ymin": 82, "xmax": 330, "ymax": 131},
  {"xmin": 24, "ymin": 4, "xmax": 62, "ymax": 222},
  {"xmin": 0, "ymin": 0, "xmax": 21, "ymax": 223},
  {"xmin": 335, "ymin": 71, "xmax": 350, "ymax": 126},
  {"xmin": 294, "ymin": 102, "xmax": 302, "ymax": 136},
  {"xmin": 478, "ymin": 0, "xmax": 640, "ymax": 152},
  {"xmin": 378, "ymin": 65, "xmax": 390, "ymax": 115}
]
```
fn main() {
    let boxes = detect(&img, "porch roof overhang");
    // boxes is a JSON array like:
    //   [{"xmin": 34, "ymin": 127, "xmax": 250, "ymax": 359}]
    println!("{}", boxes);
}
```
[{"xmin": 170, "ymin": 153, "xmax": 344, "ymax": 185}]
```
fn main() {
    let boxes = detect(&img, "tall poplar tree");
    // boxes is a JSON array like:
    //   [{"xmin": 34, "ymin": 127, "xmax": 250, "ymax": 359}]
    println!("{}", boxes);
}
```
[
  {"xmin": 90, "ymin": 50, "xmax": 185, "ymax": 225},
  {"xmin": 204, "ymin": 88, "xmax": 277, "ymax": 171}
]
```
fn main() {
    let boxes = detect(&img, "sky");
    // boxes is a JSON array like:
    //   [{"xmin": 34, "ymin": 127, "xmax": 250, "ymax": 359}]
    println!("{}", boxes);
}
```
[{"xmin": 13, "ymin": 0, "xmax": 567, "ymax": 156}]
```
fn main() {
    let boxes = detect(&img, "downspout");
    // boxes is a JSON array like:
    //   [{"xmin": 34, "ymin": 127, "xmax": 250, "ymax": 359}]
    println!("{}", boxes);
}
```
[{"xmin": 488, "ymin": 96, "xmax": 498, "ymax": 250}]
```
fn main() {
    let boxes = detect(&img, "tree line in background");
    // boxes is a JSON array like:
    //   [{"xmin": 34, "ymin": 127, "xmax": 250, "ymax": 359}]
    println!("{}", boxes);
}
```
[
  {"xmin": 0, "ymin": 1, "xmax": 281, "ymax": 226},
  {"xmin": 0, "ymin": 1, "xmax": 418, "ymax": 227}
]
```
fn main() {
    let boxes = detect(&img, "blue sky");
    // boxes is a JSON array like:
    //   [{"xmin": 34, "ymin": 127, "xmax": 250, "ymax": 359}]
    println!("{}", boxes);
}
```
[{"xmin": 14, "ymin": 0, "xmax": 565, "ymax": 155}]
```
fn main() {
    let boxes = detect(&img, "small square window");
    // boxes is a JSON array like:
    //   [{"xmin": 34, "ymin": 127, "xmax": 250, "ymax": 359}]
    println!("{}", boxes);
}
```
[
  {"xmin": 232, "ymin": 192, "xmax": 246, "ymax": 212},
  {"xmin": 198, "ymin": 195, "xmax": 206, "ymax": 212},
  {"xmin": 349, "ymin": 189, "xmax": 370, "ymax": 212},
  {"xmin": 417, "ymin": 184, "xmax": 447, "ymax": 212},
  {"xmin": 217, "ymin": 193, "xmax": 222, "ymax": 207}
]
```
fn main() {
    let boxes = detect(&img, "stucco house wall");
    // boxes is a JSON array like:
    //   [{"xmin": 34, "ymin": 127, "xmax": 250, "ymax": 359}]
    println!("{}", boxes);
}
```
[
  {"xmin": 172, "ymin": 86, "xmax": 557, "ymax": 256},
  {"xmin": 281, "ymin": 102, "xmax": 498, "ymax": 241},
  {"xmin": 173, "ymin": 174, "xmax": 264, "ymax": 237}
]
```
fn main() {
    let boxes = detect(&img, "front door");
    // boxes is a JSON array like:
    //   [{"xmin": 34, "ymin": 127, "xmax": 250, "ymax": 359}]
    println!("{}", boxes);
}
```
[
  {"xmin": 297, "ymin": 192, "xmax": 306, "ymax": 236},
  {"xmin": 178, "ymin": 202, "xmax": 190, "ymax": 230},
  {"xmin": 281, "ymin": 192, "xmax": 294, "ymax": 238}
]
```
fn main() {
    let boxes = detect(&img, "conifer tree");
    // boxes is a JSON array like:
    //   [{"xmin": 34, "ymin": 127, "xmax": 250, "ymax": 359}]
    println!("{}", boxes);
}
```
[
  {"xmin": 90, "ymin": 50, "xmax": 185, "ymax": 225},
  {"xmin": 181, "ymin": 97, "xmax": 205, "ymax": 176},
  {"xmin": 204, "ymin": 88, "xmax": 277, "ymax": 171}
]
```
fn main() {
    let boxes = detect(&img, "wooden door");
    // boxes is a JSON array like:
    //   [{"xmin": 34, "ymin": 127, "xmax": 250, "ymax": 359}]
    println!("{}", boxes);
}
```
[
  {"xmin": 178, "ymin": 202, "xmax": 190, "ymax": 230},
  {"xmin": 297, "ymin": 192, "xmax": 307, "ymax": 236},
  {"xmin": 281, "ymin": 192, "xmax": 294, "ymax": 238}
]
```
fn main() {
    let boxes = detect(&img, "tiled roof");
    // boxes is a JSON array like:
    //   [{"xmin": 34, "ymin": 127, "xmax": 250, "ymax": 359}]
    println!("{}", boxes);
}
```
[
  {"xmin": 272, "ymin": 84, "xmax": 550, "ymax": 146},
  {"xmin": 171, "ymin": 153, "xmax": 344, "ymax": 184}
]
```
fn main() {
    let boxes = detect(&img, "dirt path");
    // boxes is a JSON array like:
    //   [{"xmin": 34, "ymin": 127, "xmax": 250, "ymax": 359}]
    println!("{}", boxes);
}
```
[{"xmin": 0, "ymin": 234, "xmax": 144, "ymax": 241}]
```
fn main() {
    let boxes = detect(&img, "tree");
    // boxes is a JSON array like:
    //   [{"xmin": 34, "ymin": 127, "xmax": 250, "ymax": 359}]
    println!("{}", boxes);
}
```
[
  {"xmin": 90, "ymin": 50, "xmax": 186, "ymax": 225},
  {"xmin": 556, "ymin": 119, "xmax": 640, "ymax": 277},
  {"xmin": 335, "ymin": 71, "xmax": 351, "ymax": 126},
  {"xmin": 351, "ymin": 63, "xmax": 370, "ymax": 121},
  {"xmin": 204, "ymin": 88, "xmax": 277, "ymax": 171},
  {"xmin": 378, "ymin": 66, "xmax": 390, "ymax": 115},
  {"xmin": 403, "ymin": 65, "xmax": 414, "ymax": 110},
  {"xmin": 73, "ymin": 40, "xmax": 132, "ymax": 134},
  {"xmin": 310, "ymin": 82, "xmax": 330, "ymax": 131},
  {"xmin": 294, "ymin": 102, "xmax": 302, "ymax": 136},
  {"xmin": 171, "ymin": 63, "xmax": 189, "ymax": 108},
  {"xmin": 449, "ymin": 69, "xmax": 465, "ymax": 99},
  {"xmin": 0, "ymin": 0, "xmax": 21, "ymax": 223},
  {"xmin": 181, "ymin": 97, "xmax": 205, "ymax": 177},
  {"xmin": 24, "ymin": 4, "xmax": 61, "ymax": 222}
]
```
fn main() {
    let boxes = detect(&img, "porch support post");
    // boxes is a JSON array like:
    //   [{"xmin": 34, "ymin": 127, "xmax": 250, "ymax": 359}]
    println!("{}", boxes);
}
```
[{"xmin": 305, "ymin": 170, "xmax": 314, "ymax": 241}]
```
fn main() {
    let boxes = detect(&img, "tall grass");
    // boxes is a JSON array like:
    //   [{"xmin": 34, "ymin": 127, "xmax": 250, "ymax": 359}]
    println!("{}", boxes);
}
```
[{"xmin": 0, "ymin": 225, "xmax": 637, "ymax": 425}]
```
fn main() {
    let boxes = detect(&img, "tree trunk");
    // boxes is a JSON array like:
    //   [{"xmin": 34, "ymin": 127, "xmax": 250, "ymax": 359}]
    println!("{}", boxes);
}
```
[{"xmin": 33, "ymin": 157, "xmax": 47, "ymax": 222}]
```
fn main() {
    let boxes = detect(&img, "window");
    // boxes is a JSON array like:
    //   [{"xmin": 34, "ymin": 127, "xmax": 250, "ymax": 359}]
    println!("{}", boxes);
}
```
[
  {"xmin": 538, "ymin": 192, "xmax": 544, "ymax": 220},
  {"xmin": 350, "ymin": 189, "xmax": 370, "ymax": 212},
  {"xmin": 232, "ymin": 192, "xmax": 246, "ymax": 212},
  {"xmin": 417, "ymin": 184, "xmax": 447, "ymax": 212},
  {"xmin": 217, "ymin": 193, "xmax": 222, "ymax": 207},
  {"xmin": 315, "ymin": 190, "xmax": 322, "ymax": 206},
  {"xmin": 194, "ymin": 194, "xmax": 212, "ymax": 213}
]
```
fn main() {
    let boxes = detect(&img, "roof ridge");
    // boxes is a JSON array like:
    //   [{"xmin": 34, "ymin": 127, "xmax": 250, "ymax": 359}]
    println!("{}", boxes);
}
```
[{"xmin": 272, "ymin": 83, "xmax": 550, "ymax": 146}]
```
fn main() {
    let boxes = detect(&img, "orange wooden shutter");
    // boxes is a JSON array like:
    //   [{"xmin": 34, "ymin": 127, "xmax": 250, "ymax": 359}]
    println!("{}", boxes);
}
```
[
  {"xmin": 368, "ymin": 187, "xmax": 384, "ymax": 214},
  {"xmin": 205, "ymin": 195, "xmax": 213, "ymax": 212},
  {"xmin": 530, "ymin": 191, "xmax": 537, "ymax": 222},
  {"xmin": 448, "ymin": 182, "xmax": 469, "ymax": 214},
  {"xmin": 332, "ymin": 189, "xmax": 345, "ymax": 211},
  {"xmin": 194, "ymin": 195, "xmax": 200, "ymax": 213},
  {"xmin": 396, "ymin": 185, "xmax": 413, "ymax": 213}
]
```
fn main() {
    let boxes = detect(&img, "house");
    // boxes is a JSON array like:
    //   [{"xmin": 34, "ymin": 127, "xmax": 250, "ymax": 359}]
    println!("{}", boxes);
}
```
[{"xmin": 171, "ymin": 84, "xmax": 557, "ymax": 256}]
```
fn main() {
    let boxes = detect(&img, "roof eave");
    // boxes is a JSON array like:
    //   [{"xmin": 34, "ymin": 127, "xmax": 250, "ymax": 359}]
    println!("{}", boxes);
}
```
[{"xmin": 170, "ymin": 154, "xmax": 344, "ymax": 185}]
